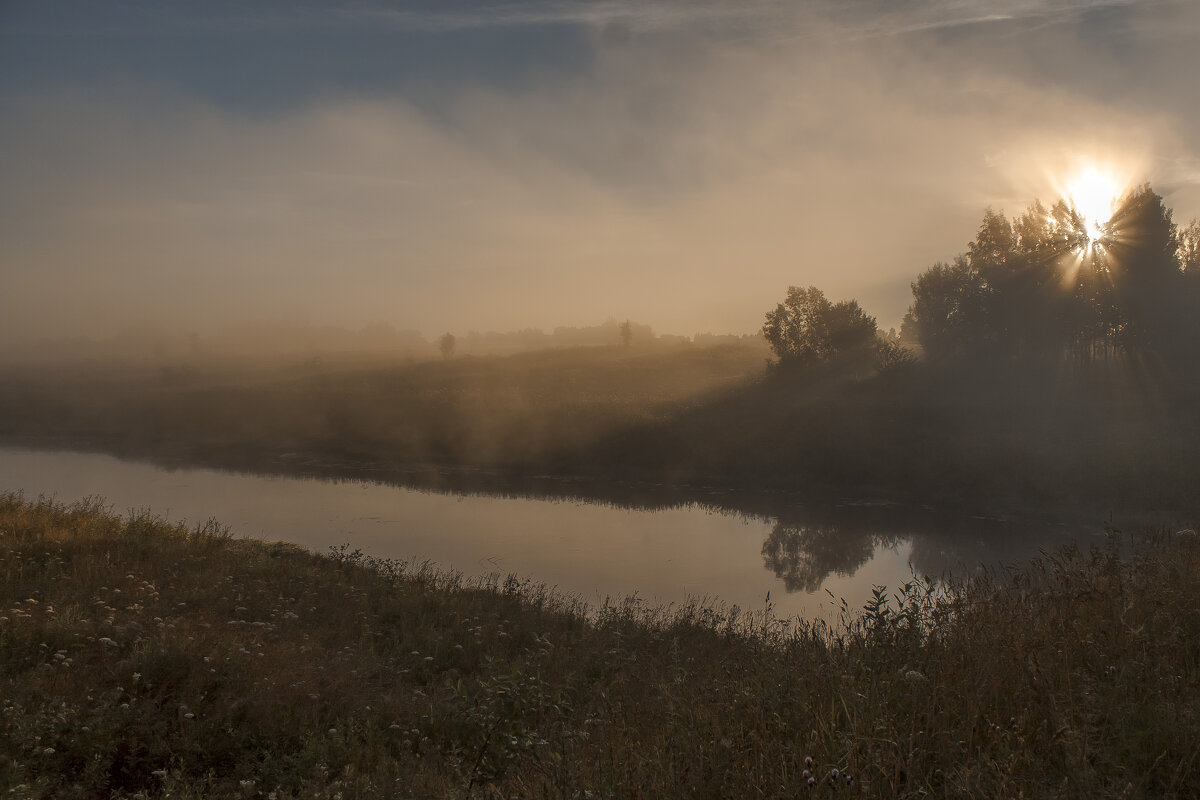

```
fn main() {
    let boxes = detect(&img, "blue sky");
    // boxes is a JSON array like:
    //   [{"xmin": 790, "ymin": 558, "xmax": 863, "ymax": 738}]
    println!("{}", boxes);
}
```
[{"xmin": 3, "ymin": 0, "xmax": 1199, "ymax": 345}]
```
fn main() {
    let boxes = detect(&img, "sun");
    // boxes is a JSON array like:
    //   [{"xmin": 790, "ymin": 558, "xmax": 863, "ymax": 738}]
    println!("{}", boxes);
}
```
[{"xmin": 1061, "ymin": 163, "xmax": 1124, "ymax": 246}]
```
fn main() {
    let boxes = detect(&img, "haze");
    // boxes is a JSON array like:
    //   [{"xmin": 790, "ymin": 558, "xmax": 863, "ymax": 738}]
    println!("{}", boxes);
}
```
[{"xmin": 3, "ymin": 0, "xmax": 1200, "ymax": 350}]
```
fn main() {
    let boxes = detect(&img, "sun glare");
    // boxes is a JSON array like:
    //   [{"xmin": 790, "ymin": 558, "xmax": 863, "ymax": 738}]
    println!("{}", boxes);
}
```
[{"xmin": 1061, "ymin": 163, "xmax": 1123, "ymax": 246}]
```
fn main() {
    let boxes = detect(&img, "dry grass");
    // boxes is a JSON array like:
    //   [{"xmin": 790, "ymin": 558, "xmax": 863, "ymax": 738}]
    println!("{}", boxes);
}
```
[{"xmin": 2, "ymin": 493, "xmax": 1198, "ymax": 798}]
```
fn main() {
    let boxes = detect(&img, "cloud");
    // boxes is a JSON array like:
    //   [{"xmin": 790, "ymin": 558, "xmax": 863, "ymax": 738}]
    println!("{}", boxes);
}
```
[
  {"xmin": 1, "ymin": 1, "xmax": 1160, "ymax": 39},
  {"xmin": 1, "ymin": 0, "xmax": 1198, "ymax": 346}
]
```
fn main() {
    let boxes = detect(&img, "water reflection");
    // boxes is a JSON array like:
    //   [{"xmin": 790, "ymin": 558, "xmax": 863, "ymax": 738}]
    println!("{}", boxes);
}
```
[
  {"xmin": 762, "ymin": 522, "xmax": 898, "ymax": 593},
  {"xmin": 758, "ymin": 509, "xmax": 1091, "ymax": 595}
]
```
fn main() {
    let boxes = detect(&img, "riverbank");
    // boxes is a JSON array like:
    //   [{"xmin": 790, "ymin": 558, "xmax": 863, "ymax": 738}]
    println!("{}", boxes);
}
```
[
  {"xmin": 2, "ymin": 494, "xmax": 1197, "ymax": 798},
  {"xmin": 4, "ymin": 342, "xmax": 1200, "ymax": 521}
]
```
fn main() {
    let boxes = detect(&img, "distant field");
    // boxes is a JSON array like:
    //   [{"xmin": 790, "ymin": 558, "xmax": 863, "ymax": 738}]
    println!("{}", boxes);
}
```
[{"xmin": 0, "ymin": 340, "xmax": 771, "ymax": 475}]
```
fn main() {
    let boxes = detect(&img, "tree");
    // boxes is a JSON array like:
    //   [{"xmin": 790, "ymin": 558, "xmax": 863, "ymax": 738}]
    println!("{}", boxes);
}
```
[
  {"xmin": 826, "ymin": 299, "xmax": 878, "ymax": 361},
  {"xmin": 1105, "ymin": 184, "xmax": 1180, "ymax": 353},
  {"xmin": 763, "ymin": 286, "xmax": 878, "ymax": 368},
  {"xmin": 619, "ymin": 319, "xmax": 633, "ymax": 348},
  {"xmin": 439, "ymin": 332, "xmax": 456, "ymax": 359},
  {"xmin": 876, "ymin": 328, "xmax": 916, "ymax": 372},
  {"xmin": 1178, "ymin": 219, "xmax": 1200, "ymax": 274},
  {"xmin": 763, "ymin": 286, "xmax": 833, "ymax": 364},
  {"xmin": 905, "ymin": 187, "xmax": 1189, "ymax": 366},
  {"xmin": 905, "ymin": 257, "xmax": 987, "ymax": 360},
  {"xmin": 967, "ymin": 207, "xmax": 1015, "ymax": 286}
]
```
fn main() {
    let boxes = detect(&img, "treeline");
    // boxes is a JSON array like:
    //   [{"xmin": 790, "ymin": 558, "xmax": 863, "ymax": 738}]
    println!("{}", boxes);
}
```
[
  {"xmin": 576, "ymin": 183, "xmax": 1200, "ymax": 514},
  {"xmin": 766, "ymin": 184, "xmax": 1200, "ymax": 378},
  {"xmin": 4, "ymin": 318, "xmax": 764, "ymax": 366}
]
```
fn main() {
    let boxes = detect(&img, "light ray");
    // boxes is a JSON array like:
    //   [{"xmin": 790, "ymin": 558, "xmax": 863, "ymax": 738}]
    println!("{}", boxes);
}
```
[{"xmin": 1053, "ymin": 161, "xmax": 1129, "ymax": 250}]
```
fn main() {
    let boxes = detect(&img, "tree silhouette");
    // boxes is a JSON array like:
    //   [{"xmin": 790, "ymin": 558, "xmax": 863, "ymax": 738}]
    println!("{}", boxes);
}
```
[
  {"xmin": 904, "ymin": 186, "xmax": 1185, "ymax": 367},
  {"xmin": 904, "ymin": 257, "xmax": 986, "ymax": 360},
  {"xmin": 439, "ymin": 332, "xmax": 456, "ymax": 359},
  {"xmin": 1104, "ymin": 184, "xmax": 1180, "ymax": 354},
  {"xmin": 763, "ymin": 286, "xmax": 878, "ymax": 368},
  {"xmin": 763, "ymin": 286, "xmax": 833, "ymax": 363},
  {"xmin": 619, "ymin": 319, "xmax": 633, "ymax": 348},
  {"xmin": 826, "ymin": 299, "xmax": 878, "ymax": 361}
]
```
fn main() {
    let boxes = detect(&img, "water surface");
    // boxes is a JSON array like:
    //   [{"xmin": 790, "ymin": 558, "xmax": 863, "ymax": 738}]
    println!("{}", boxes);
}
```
[{"xmin": 0, "ymin": 446, "xmax": 1097, "ymax": 620}]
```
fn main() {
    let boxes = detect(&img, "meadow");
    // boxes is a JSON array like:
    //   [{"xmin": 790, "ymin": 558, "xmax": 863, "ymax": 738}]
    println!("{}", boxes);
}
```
[{"xmin": 2, "ymin": 493, "xmax": 1198, "ymax": 798}]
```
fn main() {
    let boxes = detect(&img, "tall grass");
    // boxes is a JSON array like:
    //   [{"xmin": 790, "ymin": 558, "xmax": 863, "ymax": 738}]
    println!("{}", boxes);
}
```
[{"xmin": 1, "ymin": 493, "xmax": 1197, "ymax": 798}]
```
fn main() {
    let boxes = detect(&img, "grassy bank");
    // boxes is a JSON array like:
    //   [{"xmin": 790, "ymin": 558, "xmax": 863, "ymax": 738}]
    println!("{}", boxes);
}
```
[{"xmin": 2, "ymin": 495, "xmax": 1198, "ymax": 798}]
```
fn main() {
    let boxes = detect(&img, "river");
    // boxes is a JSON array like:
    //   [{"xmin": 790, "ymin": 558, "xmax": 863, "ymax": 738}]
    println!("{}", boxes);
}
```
[{"xmin": 0, "ymin": 445, "xmax": 1100, "ymax": 620}]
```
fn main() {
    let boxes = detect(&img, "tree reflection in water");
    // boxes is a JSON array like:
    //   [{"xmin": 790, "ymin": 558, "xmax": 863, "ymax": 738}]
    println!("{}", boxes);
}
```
[
  {"xmin": 761, "ymin": 521, "xmax": 902, "ymax": 592},
  {"xmin": 760, "ymin": 508, "xmax": 1097, "ymax": 594}
]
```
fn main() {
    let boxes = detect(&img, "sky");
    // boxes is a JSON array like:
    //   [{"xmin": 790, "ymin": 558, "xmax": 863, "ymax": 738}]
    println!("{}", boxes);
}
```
[{"xmin": 3, "ymin": 0, "xmax": 1200, "ymax": 346}]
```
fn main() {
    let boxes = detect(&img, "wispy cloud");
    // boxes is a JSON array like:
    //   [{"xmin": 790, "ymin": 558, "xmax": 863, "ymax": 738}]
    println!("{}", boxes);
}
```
[
  {"xmin": 1, "ymin": 0, "xmax": 1156, "ymax": 38},
  {"xmin": 1, "ymin": 0, "xmax": 1196, "ymax": 344}
]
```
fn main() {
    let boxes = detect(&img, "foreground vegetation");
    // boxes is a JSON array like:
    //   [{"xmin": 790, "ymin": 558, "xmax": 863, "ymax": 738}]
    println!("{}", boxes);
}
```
[{"xmin": 2, "ymin": 494, "xmax": 1198, "ymax": 798}]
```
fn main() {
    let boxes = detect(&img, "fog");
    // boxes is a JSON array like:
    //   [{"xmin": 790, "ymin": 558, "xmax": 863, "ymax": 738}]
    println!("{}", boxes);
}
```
[{"xmin": 2, "ymin": 0, "xmax": 1200, "ymax": 349}]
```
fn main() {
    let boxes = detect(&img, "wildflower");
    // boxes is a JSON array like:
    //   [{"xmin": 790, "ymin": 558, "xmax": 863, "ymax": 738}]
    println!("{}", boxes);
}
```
[
  {"xmin": 831, "ymin": 768, "xmax": 839, "ymax": 779},
  {"xmin": 904, "ymin": 669, "xmax": 928, "ymax": 684},
  {"xmin": 806, "ymin": 776, "xmax": 816, "ymax": 788},
  {"xmin": 805, "ymin": 756, "xmax": 813, "ymax": 767}
]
